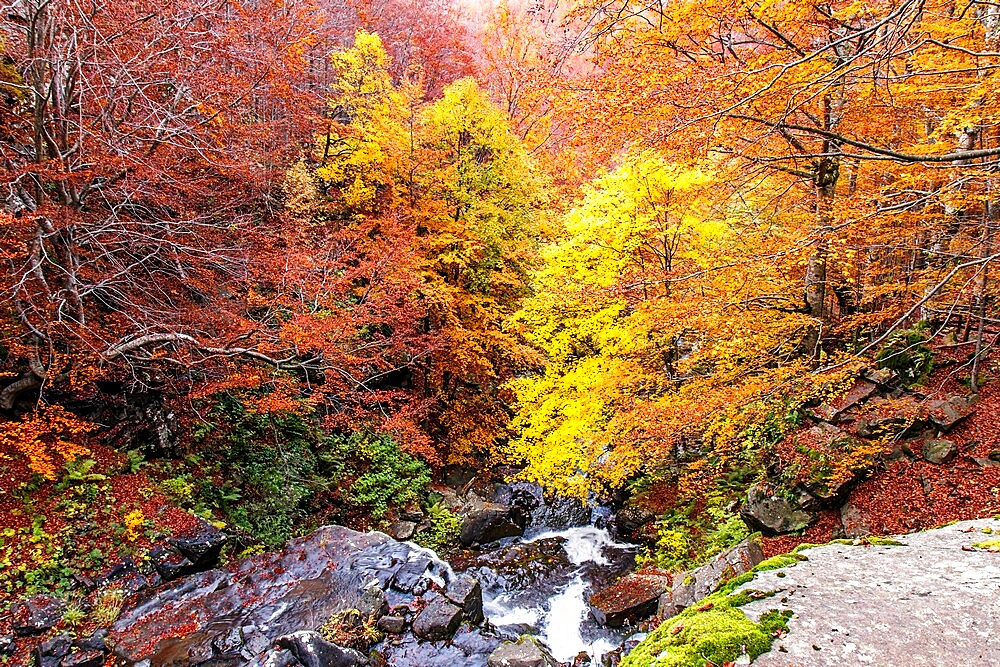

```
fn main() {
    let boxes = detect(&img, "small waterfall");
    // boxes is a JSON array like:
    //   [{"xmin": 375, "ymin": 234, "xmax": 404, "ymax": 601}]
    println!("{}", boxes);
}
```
[{"xmin": 481, "ymin": 524, "xmax": 636, "ymax": 663}]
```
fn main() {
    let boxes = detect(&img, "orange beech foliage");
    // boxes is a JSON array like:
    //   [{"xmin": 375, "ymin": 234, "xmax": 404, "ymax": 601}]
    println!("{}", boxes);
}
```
[
  {"xmin": 498, "ymin": 0, "xmax": 1000, "ymax": 494},
  {"xmin": 347, "ymin": 0, "xmax": 479, "ymax": 96},
  {"xmin": 559, "ymin": 0, "xmax": 1000, "ymax": 331},
  {"xmin": 0, "ymin": 2, "xmax": 465, "ymax": 471},
  {"xmin": 0, "ymin": 0, "xmax": 326, "ymax": 410},
  {"xmin": 0, "ymin": 404, "xmax": 93, "ymax": 479}
]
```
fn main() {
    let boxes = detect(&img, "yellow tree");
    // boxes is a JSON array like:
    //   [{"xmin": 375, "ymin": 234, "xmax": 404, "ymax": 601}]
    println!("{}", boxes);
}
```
[
  {"xmin": 507, "ymin": 153, "xmax": 847, "ymax": 497},
  {"xmin": 413, "ymin": 77, "xmax": 546, "ymax": 463}
]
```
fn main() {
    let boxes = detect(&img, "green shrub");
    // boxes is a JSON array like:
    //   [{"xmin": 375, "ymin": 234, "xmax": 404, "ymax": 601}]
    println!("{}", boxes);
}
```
[
  {"xmin": 875, "ymin": 322, "xmax": 934, "ymax": 385},
  {"xmin": 326, "ymin": 431, "xmax": 431, "ymax": 521},
  {"xmin": 414, "ymin": 501, "xmax": 462, "ymax": 551}
]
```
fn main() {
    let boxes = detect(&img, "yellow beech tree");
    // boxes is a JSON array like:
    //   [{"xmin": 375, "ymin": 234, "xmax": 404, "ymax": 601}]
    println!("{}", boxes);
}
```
[{"xmin": 507, "ymin": 153, "xmax": 858, "ymax": 497}]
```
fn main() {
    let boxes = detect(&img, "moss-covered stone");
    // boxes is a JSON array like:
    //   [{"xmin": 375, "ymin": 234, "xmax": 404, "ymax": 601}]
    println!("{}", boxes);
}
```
[
  {"xmin": 620, "ymin": 551, "xmax": 805, "ymax": 667},
  {"xmin": 752, "ymin": 552, "xmax": 807, "ymax": 571},
  {"xmin": 620, "ymin": 584, "xmax": 791, "ymax": 667}
]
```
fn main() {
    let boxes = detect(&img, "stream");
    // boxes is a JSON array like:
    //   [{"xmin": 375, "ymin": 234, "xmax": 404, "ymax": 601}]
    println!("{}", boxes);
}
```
[{"xmin": 460, "ymin": 491, "xmax": 638, "ymax": 664}]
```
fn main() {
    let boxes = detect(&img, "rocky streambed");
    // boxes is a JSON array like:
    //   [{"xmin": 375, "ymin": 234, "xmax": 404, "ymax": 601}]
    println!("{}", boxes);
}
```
[{"xmin": 4, "ymin": 484, "xmax": 641, "ymax": 667}]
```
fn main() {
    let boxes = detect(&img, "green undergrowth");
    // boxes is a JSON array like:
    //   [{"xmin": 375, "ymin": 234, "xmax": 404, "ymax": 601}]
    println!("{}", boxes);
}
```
[{"xmin": 620, "ymin": 554, "xmax": 806, "ymax": 667}]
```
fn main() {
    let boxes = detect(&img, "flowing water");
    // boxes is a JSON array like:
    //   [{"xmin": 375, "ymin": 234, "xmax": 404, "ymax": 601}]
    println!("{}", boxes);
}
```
[{"xmin": 471, "ymin": 521, "xmax": 637, "ymax": 663}]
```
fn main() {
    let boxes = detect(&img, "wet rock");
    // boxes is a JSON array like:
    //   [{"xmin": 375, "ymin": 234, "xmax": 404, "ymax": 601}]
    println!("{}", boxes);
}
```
[
  {"xmin": 412, "ymin": 597, "xmax": 463, "ymax": 641},
  {"xmin": 391, "ymin": 557, "xmax": 432, "ymax": 593},
  {"xmin": 150, "ymin": 544, "xmax": 197, "ymax": 581},
  {"xmin": 109, "ymin": 527, "xmax": 440, "ymax": 664},
  {"xmin": 921, "ymin": 438, "xmax": 958, "ymax": 464},
  {"xmin": 927, "ymin": 395, "xmax": 976, "ymax": 431},
  {"xmin": 170, "ymin": 521, "xmax": 227, "ymax": 568},
  {"xmin": 34, "ymin": 634, "xmax": 71, "ymax": 667},
  {"xmin": 460, "ymin": 501, "xmax": 528, "ymax": 547},
  {"xmin": 73, "ymin": 629, "xmax": 108, "ymax": 653},
  {"xmin": 590, "ymin": 569, "xmax": 672, "ymax": 627},
  {"xmin": 612, "ymin": 507, "xmax": 654, "ymax": 542},
  {"xmin": 621, "ymin": 632, "xmax": 647, "ymax": 655},
  {"xmin": 11, "ymin": 595, "xmax": 66, "ymax": 636},
  {"xmin": 600, "ymin": 648, "xmax": 622, "ymax": 666},
  {"xmin": 445, "ymin": 574, "xmax": 484, "ymax": 624},
  {"xmin": 388, "ymin": 521, "xmax": 418, "ymax": 541},
  {"xmin": 487, "ymin": 636, "xmax": 560, "ymax": 667},
  {"xmin": 275, "ymin": 631, "xmax": 368, "ymax": 667},
  {"xmin": 496, "ymin": 483, "xmax": 590, "ymax": 531},
  {"xmin": 357, "ymin": 585, "xmax": 389, "ymax": 620},
  {"xmin": 464, "ymin": 536, "xmax": 574, "ymax": 593},
  {"xmin": 376, "ymin": 615, "xmax": 407, "ymax": 634},
  {"xmin": 741, "ymin": 486, "xmax": 816, "ymax": 536},
  {"xmin": 60, "ymin": 650, "xmax": 106, "ymax": 667},
  {"xmin": 98, "ymin": 558, "xmax": 150, "ymax": 595},
  {"xmin": 0, "ymin": 635, "xmax": 15, "ymax": 657}
]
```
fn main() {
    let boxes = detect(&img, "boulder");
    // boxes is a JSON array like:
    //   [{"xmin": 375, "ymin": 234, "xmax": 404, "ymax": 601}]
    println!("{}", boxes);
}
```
[
  {"xmin": 445, "ymin": 574, "xmax": 484, "ymax": 624},
  {"xmin": 170, "ymin": 521, "xmax": 227, "ymax": 568},
  {"xmin": 108, "ymin": 526, "xmax": 453, "ymax": 664},
  {"xmin": 854, "ymin": 396, "xmax": 928, "ymax": 438},
  {"xmin": 460, "ymin": 503, "xmax": 527, "ymax": 546},
  {"xmin": 412, "ymin": 597, "xmax": 464, "ymax": 641},
  {"xmin": 98, "ymin": 558, "xmax": 151, "ymax": 595},
  {"xmin": 73, "ymin": 630, "xmax": 108, "ymax": 653},
  {"xmin": 356, "ymin": 585, "xmax": 388, "ymax": 621},
  {"xmin": 0, "ymin": 635, "xmax": 15, "ymax": 657},
  {"xmin": 840, "ymin": 499, "xmax": 876, "ymax": 538},
  {"xmin": 922, "ymin": 438, "xmax": 959, "ymax": 465},
  {"xmin": 149, "ymin": 544, "xmax": 197, "ymax": 581},
  {"xmin": 391, "ymin": 557, "xmax": 433, "ymax": 593},
  {"xmin": 658, "ymin": 537, "xmax": 765, "ymax": 617},
  {"xmin": 809, "ymin": 378, "xmax": 879, "ymax": 422},
  {"xmin": 275, "ymin": 631, "xmax": 367, "ymax": 667},
  {"xmin": 247, "ymin": 649, "xmax": 301, "ymax": 667},
  {"xmin": 741, "ymin": 486, "xmax": 816, "ymax": 536},
  {"xmin": 612, "ymin": 506, "xmax": 654, "ymax": 542},
  {"xmin": 34, "ymin": 634, "xmax": 71, "ymax": 667},
  {"xmin": 10, "ymin": 595, "xmax": 66, "ymax": 636},
  {"xmin": 927, "ymin": 395, "xmax": 976, "ymax": 431},
  {"xmin": 589, "ymin": 570, "xmax": 673, "ymax": 627},
  {"xmin": 376, "ymin": 615, "xmax": 407, "ymax": 634},
  {"xmin": 388, "ymin": 521, "xmax": 418, "ymax": 541},
  {"xmin": 487, "ymin": 636, "xmax": 560, "ymax": 667}
]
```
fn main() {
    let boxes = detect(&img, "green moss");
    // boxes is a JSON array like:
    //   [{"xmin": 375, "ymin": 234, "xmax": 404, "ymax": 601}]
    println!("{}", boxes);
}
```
[
  {"xmin": 752, "ymin": 553, "xmax": 807, "ymax": 572},
  {"xmin": 865, "ymin": 536, "xmax": 904, "ymax": 546},
  {"xmin": 621, "ymin": 548, "xmax": 805, "ymax": 667},
  {"xmin": 620, "ymin": 585, "xmax": 789, "ymax": 667},
  {"xmin": 972, "ymin": 539, "xmax": 1000, "ymax": 549}
]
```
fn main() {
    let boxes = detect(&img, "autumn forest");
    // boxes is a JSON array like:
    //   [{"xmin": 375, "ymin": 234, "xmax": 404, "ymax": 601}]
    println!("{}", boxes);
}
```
[{"xmin": 2, "ymin": 0, "xmax": 1000, "ymax": 664}]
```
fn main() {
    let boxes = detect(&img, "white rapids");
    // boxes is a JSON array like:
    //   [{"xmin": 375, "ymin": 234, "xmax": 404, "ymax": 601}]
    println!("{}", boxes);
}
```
[{"xmin": 483, "ymin": 525, "xmax": 634, "ymax": 663}]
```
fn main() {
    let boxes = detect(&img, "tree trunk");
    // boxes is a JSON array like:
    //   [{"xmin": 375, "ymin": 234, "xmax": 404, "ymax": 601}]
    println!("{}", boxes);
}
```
[{"xmin": 805, "ymin": 179, "xmax": 836, "ymax": 318}]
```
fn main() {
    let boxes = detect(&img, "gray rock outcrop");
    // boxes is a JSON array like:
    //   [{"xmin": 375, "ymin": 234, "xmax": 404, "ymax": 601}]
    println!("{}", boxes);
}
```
[{"xmin": 738, "ymin": 519, "xmax": 1000, "ymax": 666}]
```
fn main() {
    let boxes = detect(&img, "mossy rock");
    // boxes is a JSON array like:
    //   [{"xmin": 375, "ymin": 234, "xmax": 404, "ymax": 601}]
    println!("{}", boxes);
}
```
[{"xmin": 620, "ymin": 552, "xmax": 804, "ymax": 667}]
